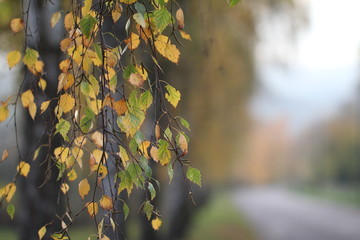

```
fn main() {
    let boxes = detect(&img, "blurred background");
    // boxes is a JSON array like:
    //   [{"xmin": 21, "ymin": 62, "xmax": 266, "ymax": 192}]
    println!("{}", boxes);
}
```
[{"xmin": 1, "ymin": 0, "xmax": 360, "ymax": 239}]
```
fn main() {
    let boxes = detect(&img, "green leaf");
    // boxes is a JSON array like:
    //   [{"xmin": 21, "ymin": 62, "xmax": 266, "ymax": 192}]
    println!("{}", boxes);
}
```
[
  {"xmin": 79, "ymin": 15, "xmax": 97, "ymax": 38},
  {"xmin": 55, "ymin": 118, "xmax": 71, "ymax": 141},
  {"xmin": 80, "ymin": 107, "xmax": 95, "ymax": 133},
  {"xmin": 153, "ymin": 8, "xmax": 172, "ymax": 33},
  {"xmin": 167, "ymin": 164, "xmax": 174, "ymax": 183},
  {"xmin": 142, "ymin": 200, "xmax": 154, "ymax": 220},
  {"xmin": 179, "ymin": 117, "xmax": 190, "ymax": 131},
  {"xmin": 117, "ymin": 107, "xmax": 145, "ymax": 137},
  {"xmin": 123, "ymin": 65, "xmax": 137, "ymax": 79},
  {"xmin": 123, "ymin": 202, "xmax": 129, "ymax": 220},
  {"xmin": 148, "ymin": 182, "xmax": 156, "ymax": 200},
  {"xmin": 134, "ymin": 131, "xmax": 145, "ymax": 145},
  {"xmin": 56, "ymin": 162, "xmax": 66, "ymax": 181},
  {"xmin": 139, "ymin": 90, "xmax": 153, "ymax": 110},
  {"xmin": 140, "ymin": 156, "xmax": 152, "ymax": 179},
  {"xmin": 129, "ymin": 138, "xmax": 138, "ymax": 154},
  {"xmin": 118, "ymin": 170, "xmax": 133, "ymax": 196},
  {"xmin": 154, "ymin": 0, "xmax": 166, "ymax": 8},
  {"xmin": 93, "ymin": 43, "xmax": 103, "ymax": 61},
  {"xmin": 186, "ymin": 167, "xmax": 201, "ymax": 187},
  {"xmin": 23, "ymin": 48, "xmax": 39, "ymax": 68},
  {"xmin": 7, "ymin": 203, "xmax": 15, "ymax": 219},
  {"xmin": 164, "ymin": 127, "xmax": 172, "ymax": 141},
  {"xmin": 134, "ymin": 2, "xmax": 146, "ymax": 15},
  {"xmin": 158, "ymin": 139, "xmax": 171, "ymax": 166},
  {"xmin": 228, "ymin": 0, "xmax": 241, "ymax": 7},
  {"xmin": 165, "ymin": 84, "xmax": 181, "ymax": 108},
  {"xmin": 127, "ymin": 162, "xmax": 145, "ymax": 187}
]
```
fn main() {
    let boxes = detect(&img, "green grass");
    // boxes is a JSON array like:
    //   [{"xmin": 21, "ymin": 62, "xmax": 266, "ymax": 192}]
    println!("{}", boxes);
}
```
[{"xmin": 186, "ymin": 193, "xmax": 257, "ymax": 240}]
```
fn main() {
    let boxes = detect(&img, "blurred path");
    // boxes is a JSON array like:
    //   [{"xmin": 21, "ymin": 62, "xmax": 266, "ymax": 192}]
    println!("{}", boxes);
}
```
[{"xmin": 233, "ymin": 187, "xmax": 360, "ymax": 240}]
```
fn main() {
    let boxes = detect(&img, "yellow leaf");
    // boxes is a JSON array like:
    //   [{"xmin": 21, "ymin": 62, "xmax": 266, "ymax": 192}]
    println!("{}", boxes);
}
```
[
  {"xmin": 150, "ymin": 146, "xmax": 159, "ymax": 162},
  {"xmin": 74, "ymin": 135, "xmax": 87, "ymax": 146},
  {"xmin": 151, "ymin": 217, "xmax": 162, "ymax": 230},
  {"xmin": 99, "ymin": 195, "xmax": 113, "ymax": 210},
  {"xmin": 1, "ymin": 183, "xmax": 16, "ymax": 202},
  {"xmin": 7, "ymin": 51, "xmax": 21, "ymax": 69},
  {"xmin": 179, "ymin": 30, "xmax": 192, "ymax": 40},
  {"xmin": 67, "ymin": 169, "xmax": 77, "ymax": 181},
  {"xmin": 50, "ymin": 11, "xmax": 61, "ymax": 28},
  {"xmin": 38, "ymin": 78, "xmax": 47, "ymax": 91},
  {"xmin": 2, "ymin": 149, "xmax": 9, "ymax": 161},
  {"xmin": 118, "ymin": 146, "xmax": 129, "ymax": 166},
  {"xmin": 0, "ymin": 102, "xmax": 9, "ymax": 123},
  {"xmin": 155, "ymin": 35, "xmax": 180, "ymax": 64},
  {"xmin": 86, "ymin": 50, "xmax": 102, "ymax": 66},
  {"xmin": 59, "ymin": 59, "xmax": 71, "ymax": 72},
  {"xmin": 82, "ymin": 0, "xmax": 92, "ymax": 16},
  {"xmin": 78, "ymin": 178, "xmax": 90, "ymax": 200},
  {"xmin": 72, "ymin": 147, "xmax": 84, "ymax": 168},
  {"xmin": 58, "ymin": 73, "xmax": 74, "ymax": 92},
  {"xmin": 59, "ymin": 93, "xmax": 75, "ymax": 113},
  {"xmin": 124, "ymin": 33, "xmax": 140, "ymax": 50},
  {"xmin": 40, "ymin": 100, "xmax": 51, "ymax": 114},
  {"xmin": 176, "ymin": 8, "xmax": 184, "ymax": 29},
  {"xmin": 120, "ymin": 0, "xmax": 138, "ymax": 4},
  {"xmin": 64, "ymin": 12, "xmax": 74, "ymax": 31},
  {"xmin": 61, "ymin": 183, "xmax": 69, "ymax": 194},
  {"xmin": 21, "ymin": 90, "xmax": 34, "ymax": 108},
  {"xmin": 17, "ymin": 161, "xmax": 30, "ymax": 177},
  {"xmin": 112, "ymin": 2, "xmax": 122, "ymax": 23},
  {"xmin": 128, "ymin": 73, "xmax": 145, "ymax": 88},
  {"xmin": 60, "ymin": 38, "xmax": 73, "ymax": 52},
  {"xmin": 38, "ymin": 226, "xmax": 47, "ymax": 240},
  {"xmin": 135, "ymin": 65, "xmax": 148, "ymax": 81},
  {"xmin": 86, "ymin": 202, "xmax": 98, "ymax": 217},
  {"xmin": 113, "ymin": 99, "xmax": 128, "ymax": 116},
  {"xmin": 10, "ymin": 18, "xmax": 24, "ymax": 33},
  {"xmin": 29, "ymin": 102, "xmax": 37, "ymax": 120},
  {"xmin": 140, "ymin": 141, "xmax": 151, "ymax": 159},
  {"xmin": 92, "ymin": 149, "xmax": 107, "ymax": 164},
  {"xmin": 36, "ymin": 60, "xmax": 44, "ymax": 73},
  {"xmin": 91, "ymin": 131, "xmax": 103, "ymax": 148},
  {"xmin": 54, "ymin": 147, "xmax": 70, "ymax": 163},
  {"xmin": 100, "ymin": 235, "xmax": 110, "ymax": 240}
]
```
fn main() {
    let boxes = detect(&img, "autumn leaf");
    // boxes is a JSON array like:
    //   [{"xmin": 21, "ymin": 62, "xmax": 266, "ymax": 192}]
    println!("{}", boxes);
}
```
[
  {"xmin": 151, "ymin": 217, "xmax": 162, "ymax": 230},
  {"xmin": 155, "ymin": 124, "xmax": 160, "ymax": 140},
  {"xmin": 0, "ymin": 183, "xmax": 16, "ymax": 202},
  {"xmin": 118, "ymin": 146, "xmax": 129, "ymax": 166},
  {"xmin": 87, "ymin": 202, "xmax": 98, "ymax": 217},
  {"xmin": 28, "ymin": 102, "xmax": 37, "ymax": 120},
  {"xmin": 112, "ymin": 2, "xmax": 122, "ymax": 23},
  {"xmin": 55, "ymin": 118, "xmax": 71, "ymax": 141},
  {"xmin": 176, "ymin": 8, "xmax": 184, "ymax": 29},
  {"xmin": 82, "ymin": 0, "xmax": 92, "ymax": 16},
  {"xmin": 21, "ymin": 90, "xmax": 34, "ymax": 108},
  {"xmin": 133, "ymin": 13, "xmax": 146, "ymax": 28},
  {"xmin": 139, "ymin": 141, "xmax": 151, "ymax": 159},
  {"xmin": 67, "ymin": 169, "xmax": 77, "ymax": 181},
  {"xmin": 78, "ymin": 178, "xmax": 90, "ymax": 200},
  {"xmin": 17, "ymin": 161, "xmax": 30, "ymax": 177},
  {"xmin": 165, "ymin": 84, "xmax": 181, "ymax": 108},
  {"xmin": 64, "ymin": 12, "xmax": 74, "ymax": 31},
  {"xmin": 155, "ymin": 35, "xmax": 180, "ymax": 64},
  {"xmin": 179, "ymin": 30, "xmax": 192, "ymax": 40},
  {"xmin": 177, "ymin": 133, "xmax": 188, "ymax": 154},
  {"xmin": 59, "ymin": 93, "xmax": 75, "ymax": 113},
  {"xmin": 38, "ymin": 226, "xmax": 47, "ymax": 240},
  {"xmin": 0, "ymin": 102, "xmax": 9, "ymax": 123},
  {"xmin": 124, "ymin": 33, "xmax": 140, "ymax": 50},
  {"xmin": 113, "ymin": 99, "xmax": 128, "ymax": 115},
  {"xmin": 38, "ymin": 78, "xmax": 47, "ymax": 91},
  {"xmin": 7, "ymin": 51, "xmax": 21, "ymax": 69},
  {"xmin": 23, "ymin": 48, "xmax": 39, "ymax": 69},
  {"xmin": 91, "ymin": 131, "xmax": 103, "ymax": 148},
  {"xmin": 10, "ymin": 18, "xmax": 24, "ymax": 33},
  {"xmin": 40, "ymin": 100, "xmax": 51, "ymax": 114},
  {"xmin": 50, "ymin": 11, "xmax": 61, "ymax": 28},
  {"xmin": 120, "ymin": 0, "xmax": 138, "ymax": 4},
  {"xmin": 158, "ymin": 139, "xmax": 171, "ymax": 166},
  {"xmin": 2, "ymin": 149, "xmax": 9, "ymax": 162},
  {"xmin": 99, "ymin": 195, "xmax": 113, "ymax": 210},
  {"xmin": 61, "ymin": 183, "xmax": 69, "ymax": 194},
  {"xmin": 150, "ymin": 146, "xmax": 159, "ymax": 162},
  {"xmin": 129, "ymin": 73, "xmax": 145, "ymax": 88}
]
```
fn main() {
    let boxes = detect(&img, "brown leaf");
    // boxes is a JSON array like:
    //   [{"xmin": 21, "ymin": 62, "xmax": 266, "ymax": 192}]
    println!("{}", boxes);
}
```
[{"xmin": 176, "ymin": 8, "xmax": 184, "ymax": 29}]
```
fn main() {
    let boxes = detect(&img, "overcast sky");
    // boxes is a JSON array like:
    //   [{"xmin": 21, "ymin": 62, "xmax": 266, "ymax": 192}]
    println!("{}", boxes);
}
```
[{"xmin": 251, "ymin": 0, "xmax": 360, "ymax": 135}]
